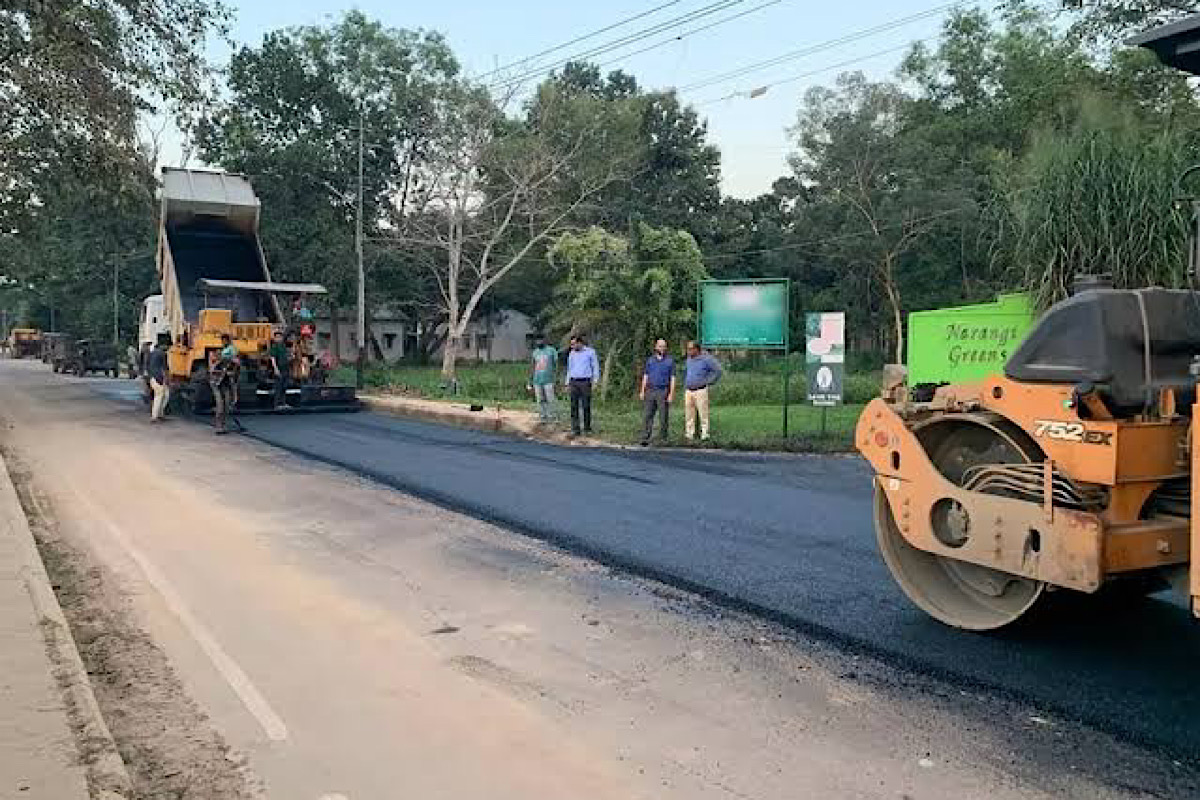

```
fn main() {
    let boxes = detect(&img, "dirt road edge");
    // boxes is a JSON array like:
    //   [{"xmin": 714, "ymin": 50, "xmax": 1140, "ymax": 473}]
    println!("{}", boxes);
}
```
[{"xmin": 0, "ymin": 453, "xmax": 132, "ymax": 800}]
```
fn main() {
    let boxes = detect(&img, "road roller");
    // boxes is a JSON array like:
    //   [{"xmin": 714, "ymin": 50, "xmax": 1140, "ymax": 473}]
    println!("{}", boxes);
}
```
[{"xmin": 856, "ymin": 15, "xmax": 1200, "ymax": 630}]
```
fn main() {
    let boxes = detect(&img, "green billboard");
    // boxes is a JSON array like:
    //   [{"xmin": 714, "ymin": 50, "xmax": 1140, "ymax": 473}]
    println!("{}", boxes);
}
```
[
  {"xmin": 906, "ymin": 293, "xmax": 1036, "ymax": 384},
  {"xmin": 699, "ymin": 279, "xmax": 788, "ymax": 349}
]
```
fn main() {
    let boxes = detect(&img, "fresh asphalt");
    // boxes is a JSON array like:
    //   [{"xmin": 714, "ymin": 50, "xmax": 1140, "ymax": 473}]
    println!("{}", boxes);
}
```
[{"xmin": 90, "ymin": 379, "xmax": 1200, "ymax": 763}]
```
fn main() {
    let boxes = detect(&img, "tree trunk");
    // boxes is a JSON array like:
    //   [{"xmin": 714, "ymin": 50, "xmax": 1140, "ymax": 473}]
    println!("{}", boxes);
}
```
[
  {"xmin": 600, "ymin": 345, "xmax": 618, "ymax": 403},
  {"xmin": 441, "ymin": 335, "xmax": 459, "ymax": 381},
  {"xmin": 879, "ymin": 257, "xmax": 904, "ymax": 364}
]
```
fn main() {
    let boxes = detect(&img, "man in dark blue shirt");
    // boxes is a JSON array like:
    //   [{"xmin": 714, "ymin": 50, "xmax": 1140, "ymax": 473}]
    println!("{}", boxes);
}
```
[{"xmin": 639, "ymin": 338, "xmax": 676, "ymax": 446}]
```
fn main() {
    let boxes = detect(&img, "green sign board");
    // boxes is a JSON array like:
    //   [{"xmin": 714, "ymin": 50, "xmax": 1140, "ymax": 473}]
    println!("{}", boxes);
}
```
[
  {"xmin": 906, "ymin": 293, "xmax": 1036, "ymax": 385},
  {"xmin": 699, "ymin": 280, "xmax": 788, "ymax": 349}
]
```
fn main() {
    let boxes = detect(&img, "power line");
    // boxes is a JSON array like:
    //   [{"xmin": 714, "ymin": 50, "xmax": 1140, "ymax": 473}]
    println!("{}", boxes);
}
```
[
  {"xmin": 678, "ymin": 2, "xmax": 960, "ymax": 94},
  {"xmin": 475, "ymin": 0, "xmax": 686, "ymax": 81},
  {"xmin": 596, "ymin": 0, "xmax": 783, "ymax": 71},
  {"xmin": 488, "ymin": 0, "xmax": 748, "ymax": 91},
  {"xmin": 696, "ymin": 40, "xmax": 923, "ymax": 106}
]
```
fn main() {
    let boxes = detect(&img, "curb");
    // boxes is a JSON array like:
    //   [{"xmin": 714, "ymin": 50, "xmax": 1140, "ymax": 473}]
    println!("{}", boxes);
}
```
[
  {"xmin": 360, "ymin": 394, "xmax": 582, "ymax": 443},
  {"xmin": 0, "ymin": 454, "xmax": 133, "ymax": 800}
]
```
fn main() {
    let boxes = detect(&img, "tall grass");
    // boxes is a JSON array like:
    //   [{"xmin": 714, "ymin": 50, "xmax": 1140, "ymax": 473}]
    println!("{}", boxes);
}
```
[{"xmin": 999, "ymin": 98, "xmax": 1193, "ymax": 309}]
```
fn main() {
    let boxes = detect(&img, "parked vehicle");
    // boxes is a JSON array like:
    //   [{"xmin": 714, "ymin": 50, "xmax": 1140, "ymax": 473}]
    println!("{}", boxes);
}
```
[{"xmin": 68, "ymin": 340, "xmax": 119, "ymax": 378}]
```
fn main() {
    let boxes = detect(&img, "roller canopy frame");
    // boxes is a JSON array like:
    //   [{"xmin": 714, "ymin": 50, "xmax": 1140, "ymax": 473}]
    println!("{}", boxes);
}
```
[{"xmin": 1129, "ymin": 15, "xmax": 1200, "ymax": 75}]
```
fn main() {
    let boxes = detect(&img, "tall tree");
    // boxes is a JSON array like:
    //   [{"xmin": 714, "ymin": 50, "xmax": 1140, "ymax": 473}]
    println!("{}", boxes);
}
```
[
  {"xmin": 0, "ymin": 0, "xmax": 228, "ymax": 235},
  {"xmin": 393, "ymin": 80, "xmax": 643, "ymax": 380},
  {"xmin": 197, "ymin": 11, "xmax": 460, "ymax": 348},
  {"xmin": 791, "ymin": 72, "xmax": 962, "ymax": 363}
]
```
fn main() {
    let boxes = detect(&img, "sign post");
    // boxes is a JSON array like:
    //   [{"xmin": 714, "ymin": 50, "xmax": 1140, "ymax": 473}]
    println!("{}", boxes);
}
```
[
  {"xmin": 805, "ymin": 312, "xmax": 845, "ymax": 436},
  {"xmin": 698, "ymin": 279, "xmax": 790, "ymax": 436}
]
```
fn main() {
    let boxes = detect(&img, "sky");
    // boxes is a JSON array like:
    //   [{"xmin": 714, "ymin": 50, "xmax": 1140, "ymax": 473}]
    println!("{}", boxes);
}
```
[{"xmin": 197, "ymin": 0, "xmax": 958, "ymax": 198}]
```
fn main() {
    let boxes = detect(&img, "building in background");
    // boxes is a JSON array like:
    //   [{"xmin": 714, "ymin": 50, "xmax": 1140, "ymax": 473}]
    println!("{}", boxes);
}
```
[{"xmin": 314, "ymin": 308, "xmax": 534, "ymax": 364}]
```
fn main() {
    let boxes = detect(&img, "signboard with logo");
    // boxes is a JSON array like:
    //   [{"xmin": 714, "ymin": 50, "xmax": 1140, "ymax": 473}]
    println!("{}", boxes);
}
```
[
  {"xmin": 698, "ymin": 280, "xmax": 788, "ymax": 349},
  {"xmin": 806, "ymin": 312, "xmax": 844, "ymax": 407}
]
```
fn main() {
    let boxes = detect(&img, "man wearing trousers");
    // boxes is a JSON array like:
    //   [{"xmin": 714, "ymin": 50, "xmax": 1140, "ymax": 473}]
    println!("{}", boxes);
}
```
[
  {"xmin": 528, "ymin": 334, "xmax": 558, "ymax": 423},
  {"xmin": 640, "ymin": 338, "xmax": 675, "ymax": 445},
  {"xmin": 684, "ymin": 340, "xmax": 723, "ymax": 441},
  {"xmin": 565, "ymin": 335, "xmax": 600, "ymax": 437},
  {"xmin": 147, "ymin": 335, "xmax": 170, "ymax": 422}
]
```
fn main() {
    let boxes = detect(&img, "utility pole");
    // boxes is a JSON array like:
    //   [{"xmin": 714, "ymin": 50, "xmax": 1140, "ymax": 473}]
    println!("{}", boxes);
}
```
[
  {"xmin": 355, "ymin": 103, "xmax": 366, "ymax": 390},
  {"xmin": 112, "ymin": 255, "xmax": 119, "ymax": 348}
]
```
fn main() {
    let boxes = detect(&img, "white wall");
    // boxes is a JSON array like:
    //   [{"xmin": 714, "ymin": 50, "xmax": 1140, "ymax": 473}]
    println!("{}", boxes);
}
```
[
  {"xmin": 437, "ymin": 309, "xmax": 534, "ymax": 363},
  {"xmin": 314, "ymin": 314, "xmax": 407, "ymax": 363}
]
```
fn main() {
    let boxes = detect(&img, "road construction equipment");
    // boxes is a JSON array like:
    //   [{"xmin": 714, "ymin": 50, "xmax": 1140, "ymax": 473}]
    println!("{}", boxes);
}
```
[
  {"xmin": 7, "ymin": 328, "xmax": 40, "ymax": 359},
  {"xmin": 154, "ymin": 167, "xmax": 358, "ymax": 414},
  {"xmin": 67, "ymin": 340, "xmax": 119, "ymax": 377},
  {"xmin": 856, "ymin": 16, "xmax": 1200, "ymax": 630}
]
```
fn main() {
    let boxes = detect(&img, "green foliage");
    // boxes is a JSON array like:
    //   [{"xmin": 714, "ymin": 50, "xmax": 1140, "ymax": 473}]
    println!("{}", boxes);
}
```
[
  {"xmin": 197, "ymin": 12, "xmax": 460, "ymax": 312},
  {"xmin": 998, "ymin": 98, "xmax": 1194, "ymax": 308},
  {"xmin": 547, "ymin": 223, "xmax": 708, "ymax": 394}
]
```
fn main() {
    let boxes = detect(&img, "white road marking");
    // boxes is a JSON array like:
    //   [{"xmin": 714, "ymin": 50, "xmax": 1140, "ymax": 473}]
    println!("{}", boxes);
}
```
[
  {"xmin": 318, "ymin": 794, "xmax": 349, "ymax": 800},
  {"xmin": 69, "ymin": 488, "xmax": 289, "ymax": 742}
]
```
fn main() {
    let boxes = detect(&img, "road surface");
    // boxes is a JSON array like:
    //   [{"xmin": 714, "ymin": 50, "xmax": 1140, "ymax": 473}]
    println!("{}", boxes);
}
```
[
  {"xmin": 2, "ymin": 359, "xmax": 1196, "ymax": 798},
  {"xmin": 238, "ymin": 391, "xmax": 1200, "ymax": 758}
]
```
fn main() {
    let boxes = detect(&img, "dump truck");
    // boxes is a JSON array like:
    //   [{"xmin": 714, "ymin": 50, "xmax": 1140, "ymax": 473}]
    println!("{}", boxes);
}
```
[
  {"xmin": 155, "ymin": 167, "xmax": 358, "ymax": 414},
  {"xmin": 7, "ymin": 328, "xmax": 41, "ymax": 359},
  {"xmin": 856, "ymin": 16, "xmax": 1200, "ymax": 630}
]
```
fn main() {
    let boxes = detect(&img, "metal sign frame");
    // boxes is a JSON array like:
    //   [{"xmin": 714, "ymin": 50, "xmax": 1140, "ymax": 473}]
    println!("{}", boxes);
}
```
[{"xmin": 697, "ymin": 278, "xmax": 793, "ymax": 435}]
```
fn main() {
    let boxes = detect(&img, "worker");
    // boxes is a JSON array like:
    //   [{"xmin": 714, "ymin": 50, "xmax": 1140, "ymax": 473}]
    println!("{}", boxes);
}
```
[
  {"xmin": 138, "ymin": 341, "xmax": 152, "ymax": 405},
  {"xmin": 147, "ymin": 335, "xmax": 170, "ymax": 422},
  {"xmin": 209, "ymin": 333, "xmax": 240, "ymax": 434},
  {"xmin": 269, "ymin": 330, "xmax": 290, "ymax": 410}
]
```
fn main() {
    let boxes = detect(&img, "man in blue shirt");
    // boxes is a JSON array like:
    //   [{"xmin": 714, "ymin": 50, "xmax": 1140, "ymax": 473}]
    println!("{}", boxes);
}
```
[
  {"xmin": 684, "ymin": 340, "xmax": 723, "ymax": 441},
  {"xmin": 639, "ymin": 338, "xmax": 675, "ymax": 445},
  {"xmin": 564, "ymin": 334, "xmax": 600, "ymax": 437}
]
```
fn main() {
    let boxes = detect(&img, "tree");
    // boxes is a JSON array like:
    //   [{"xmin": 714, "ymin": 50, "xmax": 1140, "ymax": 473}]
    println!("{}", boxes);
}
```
[
  {"xmin": 0, "ymin": 0, "xmax": 228, "ymax": 235},
  {"xmin": 548, "ymin": 223, "xmax": 707, "ymax": 399},
  {"xmin": 791, "ymin": 72, "xmax": 961, "ymax": 363},
  {"xmin": 535, "ymin": 63, "xmax": 723, "ymax": 239},
  {"xmin": 394, "ymin": 80, "xmax": 642, "ymax": 381},
  {"xmin": 1058, "ymin": 0, "xmax": 1200, "ymax": 44},
  {"xmin": 197, "ymin": 11, "xmax": 460, "ymax": 357}
]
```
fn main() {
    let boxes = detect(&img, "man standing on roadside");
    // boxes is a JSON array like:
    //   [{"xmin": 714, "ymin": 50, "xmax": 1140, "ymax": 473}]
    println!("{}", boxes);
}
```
[
  {"xmin": 565, "ymin": 334, "xmax": 600, "ymax": 438},
  {"xmin": 684, "ymin": 340, "xmax": 722, "ymax": 442},
  {"xmin": 639, "ymin": 338, "xmax": 675, "ymax": 446},
  {"xmin": 147, "ymin": 335, "xmax": 170, "ymax": 422},
  {"xmin": 527, "ymin": 334, "xmax": 558, "ymax": 423}
]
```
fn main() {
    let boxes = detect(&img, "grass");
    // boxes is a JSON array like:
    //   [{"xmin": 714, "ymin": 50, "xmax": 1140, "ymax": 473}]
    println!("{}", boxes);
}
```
[{"xmin": 339, "ymin": 360, "xmax": 873, "ymax": 452}]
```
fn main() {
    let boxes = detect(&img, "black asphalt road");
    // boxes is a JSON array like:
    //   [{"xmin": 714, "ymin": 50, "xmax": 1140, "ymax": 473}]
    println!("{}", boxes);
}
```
[{"xmin": 89, "ymin": 380, "xmax": 1200, "ymax": 763}]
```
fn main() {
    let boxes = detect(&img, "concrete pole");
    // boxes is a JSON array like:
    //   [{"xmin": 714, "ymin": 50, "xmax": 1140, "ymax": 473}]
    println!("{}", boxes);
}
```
[
  {"xmin": 113, "ymin": 256, "xmax": 119, "ymax": 347},
  {"xmin": 356, "ymin": 104, "xmax": 366, "ymax": 390}
]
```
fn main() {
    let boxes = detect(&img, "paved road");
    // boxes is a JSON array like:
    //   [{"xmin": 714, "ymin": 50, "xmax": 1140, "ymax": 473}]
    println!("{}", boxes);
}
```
[{"xmin": 94, "ymin": 378, "xmax": 1200, "ymax": 761}]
